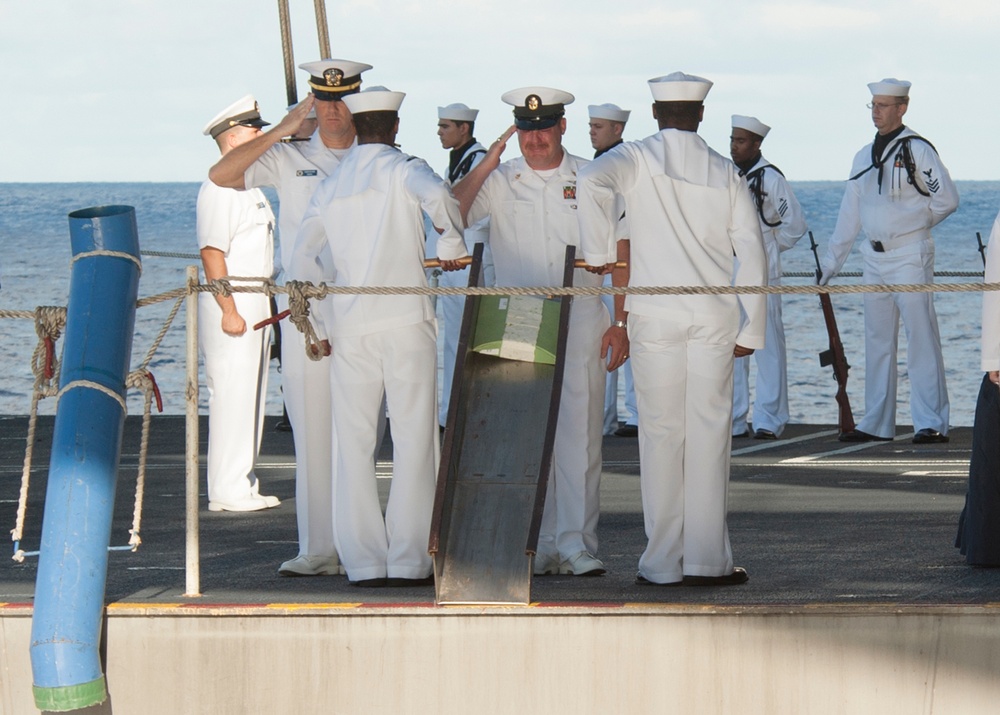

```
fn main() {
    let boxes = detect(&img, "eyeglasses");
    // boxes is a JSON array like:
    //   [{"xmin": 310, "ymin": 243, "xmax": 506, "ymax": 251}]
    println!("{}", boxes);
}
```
[{"xmin": 867, "ymin": 101, "xmax": 903, "ymax": 110}]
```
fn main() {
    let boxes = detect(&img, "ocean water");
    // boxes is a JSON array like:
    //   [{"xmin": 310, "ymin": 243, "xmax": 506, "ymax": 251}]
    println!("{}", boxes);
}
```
[{"xmin": 0, "ymin": 180, "xmax": 996, "ymax": 426}]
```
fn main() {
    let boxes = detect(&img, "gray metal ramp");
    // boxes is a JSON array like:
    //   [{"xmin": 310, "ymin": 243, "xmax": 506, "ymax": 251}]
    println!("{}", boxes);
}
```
[{"xmin": 430, "ymin": 246, "xmax": 574, "ymax": 605}]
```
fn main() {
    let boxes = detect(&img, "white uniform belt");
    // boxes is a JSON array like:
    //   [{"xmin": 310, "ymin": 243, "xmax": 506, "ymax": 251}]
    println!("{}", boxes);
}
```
[{"xmin": 870, "ymin": 230, "xmax": 929, "ymax": 253}]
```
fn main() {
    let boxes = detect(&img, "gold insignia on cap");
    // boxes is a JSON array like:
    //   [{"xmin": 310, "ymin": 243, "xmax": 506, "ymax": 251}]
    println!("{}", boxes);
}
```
[
  {"xmin": 323, "ymin": 68, "xmax": 344, "ymax": 87},
  {"xmin": 526, "ymin": 94, "xmax": 541, "ymax": 111}
]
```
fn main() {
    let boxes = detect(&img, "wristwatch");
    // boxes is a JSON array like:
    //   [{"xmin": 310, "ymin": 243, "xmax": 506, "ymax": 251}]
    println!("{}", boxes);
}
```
[{"xmin": 612, "ymin": 320, "xmax": 627, "ymax": 329}]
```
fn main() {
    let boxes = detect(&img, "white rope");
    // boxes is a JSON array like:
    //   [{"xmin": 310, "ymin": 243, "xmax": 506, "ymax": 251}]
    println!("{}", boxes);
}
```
[
  {"xmin": 55, "ymin": 380, "xmax": 127, "ymax": 413},
  {"xmin": 69, "ymin": 249, "xmax": 142, "ymax": 274}
]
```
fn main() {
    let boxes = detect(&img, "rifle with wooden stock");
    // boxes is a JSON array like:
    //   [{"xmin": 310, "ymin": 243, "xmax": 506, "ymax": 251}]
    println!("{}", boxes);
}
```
[{"xmin": 809, "ymin": 232, "xmax": 856, "ymax": 435}]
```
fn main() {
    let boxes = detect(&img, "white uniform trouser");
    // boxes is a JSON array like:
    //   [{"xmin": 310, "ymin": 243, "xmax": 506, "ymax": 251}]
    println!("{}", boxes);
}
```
[
  {"xmin": 278, "ymin": 293, "xmax": 336, "ymax": 560},
  {"xmin": 200, "ymin": 294, "xmax": 271, "ymax": 504},
  {"xmin": 630, "ymin": 314, "xmax": 736, "ymax": 583},
  {"xmin": 537, "ymin": 297, "xmax": 607, "ymax": 561},
  {"xmin": 601, "ymin": 291, "xmax": 637, "ymax": 434},
  {"xmin": 437, "ymin": 268, "xmax": 467, "ymax": 428},
  {"xmin": 331, "ymin": 321, "xmax": 439, "ymax": 581},
  {"xmin": 856, "ymin": 238, "xmax": 949, "ymax": 438},
  {"xmin": 732, "ymin": 290, "xmax": 789, "ymax": 436}
]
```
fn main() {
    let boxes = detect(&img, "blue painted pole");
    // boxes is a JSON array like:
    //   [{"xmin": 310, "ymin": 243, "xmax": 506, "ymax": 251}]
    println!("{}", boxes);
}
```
[{"xmin": 30, "ymin": 206, "xmax": 141, "ymax": 712}]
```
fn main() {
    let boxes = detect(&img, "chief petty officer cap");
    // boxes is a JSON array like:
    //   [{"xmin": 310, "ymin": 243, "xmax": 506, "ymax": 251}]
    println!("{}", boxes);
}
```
[
  {"xmin": 501, "ymin": 86, "xmax": 575, "ymax": 130},
  {"xmin": 588, "ymin": 103, "xmax": 630, "ymax": 123},
  {"xmin": 203, "ymin": 94, "xmax": 270, "ymax": 138},
  {"xmin": 731, "ymin": 115, "xmax": 770, "ymax": 139},
  {"xmin": 438, "ymin": 103, "xmax": 479, "ymax": 122},
  {"xmin": 648, "ymin": 72, "xmax": 713, "ymax": 102},
  {"xmin": 867, "ymin": 78, "xmax": 910, "ymax": 97},
  {"xmin": 342, "ymin": 86, "xmax": 405, "ymax": 115},
  {"xmin": 299, "ymin": 59, "xmax": 373, "ymax": 101}
]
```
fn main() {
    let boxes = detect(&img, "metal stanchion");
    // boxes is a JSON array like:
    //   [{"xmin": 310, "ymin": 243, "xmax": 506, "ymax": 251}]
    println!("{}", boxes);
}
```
[{"xmin": 184, "ymin": 265, "xmax": 201, "ymax": 598}]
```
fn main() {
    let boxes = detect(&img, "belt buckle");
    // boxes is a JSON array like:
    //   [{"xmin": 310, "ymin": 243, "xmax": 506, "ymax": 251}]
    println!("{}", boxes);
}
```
[{"xmin": 871, "ymin": 240, "xmax": 885, "ymax": 253}]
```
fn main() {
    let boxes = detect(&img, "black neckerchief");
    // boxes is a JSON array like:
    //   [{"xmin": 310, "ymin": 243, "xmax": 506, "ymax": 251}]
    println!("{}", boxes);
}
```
[
  {"xmin": 735, "ymin": 153, "xmax": 762, "ymax": 177},
  {"xmin": 448, "ymin": 140, "xmax": 483, "ymax": 183},
  {"xmin": 594, "ymin": 139, "xmax": 624, "ymax": 159},
  {"xmin": 872, "ymin": 125, "xmax": 906, "ymax": 164}
]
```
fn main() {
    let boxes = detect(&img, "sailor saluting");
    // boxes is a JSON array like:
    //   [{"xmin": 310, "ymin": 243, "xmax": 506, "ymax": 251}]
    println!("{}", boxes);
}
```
[
  {"xmin": 819, "ymin": 78, "xmax": 959, "ymax": 445},
  {"xmin": 208, "ymin": 58, "xmax": 373, "ymax": 578}
]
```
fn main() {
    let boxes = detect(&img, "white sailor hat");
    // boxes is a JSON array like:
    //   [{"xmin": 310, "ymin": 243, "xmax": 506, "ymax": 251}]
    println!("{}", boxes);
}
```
[
  {"xmin": 867, "ymin": 78, "xmax": 911, "ymax": 97},
  {"xmin": 648, "ymin": 72, "xmax": 713, "ymax": 102},
  {"xmin": 438, "ymin": 103, "xmax": 479, "ymax": 122},
  {"xmin": 287, "ymin": 100, "xmax": 317, "ymax": 120},
  {"xmin": 731, "ymin": 115, "xmax": 770, "ymax": 139},
  {"xmin": 299, "ymin": 59, "xmax": 373, "ymax": 101},
  {"xmin": 342, "ymin": 86, "xmax": 405, "ymax": 115},
  {"xmin": 501, "ymin": 86, "xmax": 575, "ymax": 130},
  {"xmin": 203, "ymin": 94, "xmax": 270, "ymax": 138},
  {"xmin": 588, "ymin": 103, "xmax": 631, "ymax": 123}
]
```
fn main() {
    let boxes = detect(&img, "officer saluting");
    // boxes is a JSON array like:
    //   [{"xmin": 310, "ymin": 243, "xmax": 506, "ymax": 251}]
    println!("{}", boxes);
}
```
[{"xmin": 820, "ymin": 78, "xmax": 959, "ymax": 444}]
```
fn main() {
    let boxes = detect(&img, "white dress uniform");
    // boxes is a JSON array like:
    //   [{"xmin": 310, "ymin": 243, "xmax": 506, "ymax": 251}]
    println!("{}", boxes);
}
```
[
  {"xmin": 467, "ymin": 150, "xmax": 608, "ymax": 565},
  {"xmin": 196, "ymin": 180, "xmax": 275, "ymax": 505},
  {"xmin": 292, "ymin": 143, "xmax": 467, "ymax": 581},
  {"xmin": 821, "ymin": 126, "xmax": 959, "ymax": 438},
  {"xmin": 429, "ymin": 139, "xmax": 492, "ymax": 427},
  {"xmin": 245, "ymin": 132, "xmax": 353, "ymax": 560},
  {"xmin": 732, "ymin": 156, "xmax": 807, "ymax": 437},
  {"xmin": 578, "ymin": 128, "xmax": 767, "ymax": 583}
]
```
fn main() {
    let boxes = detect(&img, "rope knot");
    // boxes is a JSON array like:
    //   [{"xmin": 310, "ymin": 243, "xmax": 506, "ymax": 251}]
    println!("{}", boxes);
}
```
[{"xmin": 284, "ymin": 280, "xmax": 326, "ymax": 361}]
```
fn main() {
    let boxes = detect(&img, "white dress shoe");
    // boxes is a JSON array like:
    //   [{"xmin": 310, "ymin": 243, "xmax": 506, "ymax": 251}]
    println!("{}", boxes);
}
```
[
  {"xmin": 208, "ymin": 495, "xmax": 280, "ymax": 512},
  {"xmin": 559, "ymin": 551, "xmax": 606, "ymax": 576},
  {"xmin": 533, "ymin": 553, "xmax": 561, "ymax": 576},
  {"xmin": 278, "ymin": 554, "xmax": 346, "ymax": 577}
]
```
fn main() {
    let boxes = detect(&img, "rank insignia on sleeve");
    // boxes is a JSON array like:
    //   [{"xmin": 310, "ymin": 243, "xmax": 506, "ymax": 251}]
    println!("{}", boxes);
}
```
[
  {"xmin": 923, "ymin": 169, "xmax": 940, "ymax": 193},
  {"xmin": 563, "ymin": 185, "xmax": 576, "ymax": 200}
]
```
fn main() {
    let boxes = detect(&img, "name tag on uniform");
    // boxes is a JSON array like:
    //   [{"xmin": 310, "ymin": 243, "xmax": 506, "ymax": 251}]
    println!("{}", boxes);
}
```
[
  {"xmin": 297, "ymin": 170, "xmax": 318, "ymax": 177},
  {"xmin": 256, "ymin": 202, "xmax": 266, "ymax": 210}
]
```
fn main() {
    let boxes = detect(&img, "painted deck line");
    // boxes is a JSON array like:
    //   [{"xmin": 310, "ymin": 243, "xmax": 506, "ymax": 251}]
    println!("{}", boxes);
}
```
[
  {"xmin": 732, "ymin": 428, "xmax": 839, "ymax": 456},
  {"xmin": 783, "ymin": 432, "xmax": 920, "ymax": 462}
]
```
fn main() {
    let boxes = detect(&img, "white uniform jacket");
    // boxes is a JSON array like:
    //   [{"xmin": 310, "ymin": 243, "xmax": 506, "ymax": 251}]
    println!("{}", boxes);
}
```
[
  {"xmin": 743, "ymin": 156, "xmax": 807, "ymax": 280},
  {"xmin": 578, "ymin": 128, "xmax": 767, "ymax": 349},
  {"xmin": 468, "ymin": 151, "xmax": 601, "ymax": 292},
  {"xmin": 245, "ymin": 132, "xmax": 355, "ymax": 278},
  {"xmin": 291, "ymin": 144, "xmax": 467, "ymax": 339},
  {"xmin": 196, "ymin": 181, "xmax": 275, "ymax": 283},
  {"xmin": 821, "ymin": 127, "xmax": 959, "ymax": 278},
  {"xmin": 983, "ymin": 213, "xmax": 1000, "ymax": 372}
]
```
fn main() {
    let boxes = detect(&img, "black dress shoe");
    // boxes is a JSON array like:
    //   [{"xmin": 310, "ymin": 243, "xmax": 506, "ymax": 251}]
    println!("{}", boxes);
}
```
[
  {"xmin": 635, "ymin": 573, "xmax": 682, "ymax": 587},
  {"xmin": 912, "ymin": 428, "xmax": 949, "ymax": 444},
  {"xmin": 753, "ymin": 429, "xmax": 777, "ymax": 440},
  {"xmin": 614, "ymin": 424, "xmax": 638, "ymax": 438},
  {"xmin": 385, "ymin": 575, "xmax": 435, "ymax": 587},
  {"xmin": 838, "ymin": 429, "xmax": 892, "ymax": 443},
  {"xmin": 349, "ymin": 577, "xmax": 388, "ymax": 588},
  {"xmin": 682, "ymin": 567, "xmax": 749, "ymax": 587},
  {"xmin": 732, "ymin": 430, "xmax": 750, "ymax": 439}
]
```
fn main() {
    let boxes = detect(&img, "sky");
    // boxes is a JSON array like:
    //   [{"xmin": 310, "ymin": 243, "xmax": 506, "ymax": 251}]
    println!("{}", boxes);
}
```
[{"xmin": 2, "ymin": 0, "xmax": 999, "ymax": 183}]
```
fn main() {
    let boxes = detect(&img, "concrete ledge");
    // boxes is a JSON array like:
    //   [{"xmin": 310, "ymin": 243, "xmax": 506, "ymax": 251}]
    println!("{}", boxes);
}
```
[{"xmin": 3, "ymin": 604, "xmax": 1000, "ymax": 714}]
